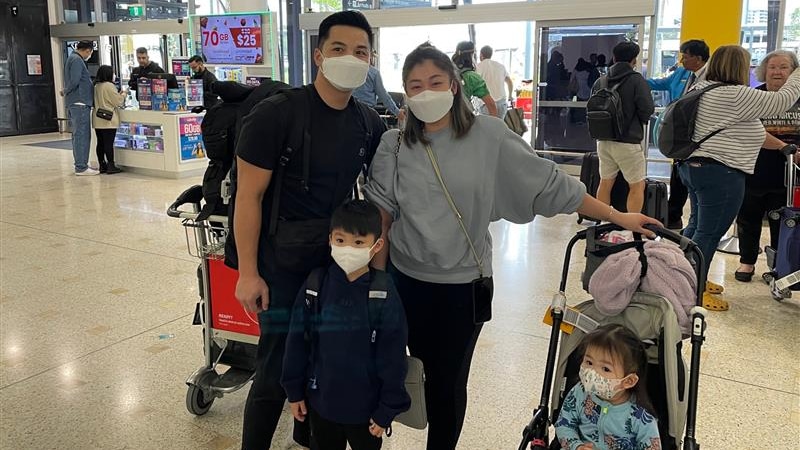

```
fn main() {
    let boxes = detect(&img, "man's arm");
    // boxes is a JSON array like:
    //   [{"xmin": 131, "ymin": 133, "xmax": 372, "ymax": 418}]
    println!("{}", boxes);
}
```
[
  {"xmin": 233, "ymin": 157, "xmax": 273, "ymax": 311},
  {"xmin": 646, "ymin": 69, "xmax": 677, "ymax": 91},
  {"xmin": 482, "ymin": 94, "xmax": 498, "ymax": 116},
  {"xmin": 505, "ymin": 75, "xmax": 514, "ymax": 101},
  {"xmin": 128, "ymin": 68, "xmax": 139, "ymax": 91},
  {"xmin": 63, "ymin": 58, "xmax": 80, "ymax": 96}
]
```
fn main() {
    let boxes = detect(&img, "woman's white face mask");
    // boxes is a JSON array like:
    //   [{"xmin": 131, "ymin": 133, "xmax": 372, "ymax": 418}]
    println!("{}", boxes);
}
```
[
  {"xmin": 320, "ymin": 55, "xmax": 370, "ymax": 91},
  {"xmin": 405, "ymin": 89, "xmax": 454, "ymax": 123}
]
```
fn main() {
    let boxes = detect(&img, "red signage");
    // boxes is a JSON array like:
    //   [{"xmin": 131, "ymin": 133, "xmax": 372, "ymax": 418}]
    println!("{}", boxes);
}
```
[{"xmin": 208, "ymin": 258, "xmax": 261, "ymax": 337}]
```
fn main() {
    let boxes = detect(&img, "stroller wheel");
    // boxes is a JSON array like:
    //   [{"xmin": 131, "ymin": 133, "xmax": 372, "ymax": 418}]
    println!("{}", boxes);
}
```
[
  {"xmin": 762, "ymin": 272, "xmax": 775, "ymax": 285},
  {"xmin": 768, "ymin": 210, "xmax": 781, "ymax": 221},
  {"xmin": 786, "ymin": 217, "xmax": 797, "ymax": 228},
  {"xmin": 186, "ymin": 384, "xmax": 214, "ymax": 415}
]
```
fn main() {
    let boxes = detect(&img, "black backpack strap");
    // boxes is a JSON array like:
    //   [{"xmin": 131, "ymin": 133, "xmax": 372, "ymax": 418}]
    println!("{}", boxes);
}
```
[
  {"xmin": 267, "ymin": 86, "xmax": 312, "ymax": 236},
  {"xmin": 304, "ymin": 267, "xmax": 326, "ymax": 389},
  {"xmin": 367, "ymin": 270, "xmax": 390, "ymax": 344},
  {"xmin": 692, "ymin": 83, "xmax": 728, "ymax": 147}
]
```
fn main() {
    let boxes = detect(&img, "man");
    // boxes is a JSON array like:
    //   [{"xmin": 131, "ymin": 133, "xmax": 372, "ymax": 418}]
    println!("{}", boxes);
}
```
[
  {"xmin": 63, "ymin": 40, "xmax": 97, "ymax": 176},
  {"xmin": 647, "ymin": 39, "xmax": 709, "ymax": 229},
  {"xmin": 228, "ymin": 10, "xmax": 386, "ymax": 450},
  {"xmin": 592, "ymin": 41, "xmax": 655, "ymax": 215},
  {"xmin": 476, "ymin": 45, "xmax": 514, "ymax": 119},
  {"xmin": 127, "ymin": 47, "xmax": 165, "ymax": 97},
  {"xmin": 188, "ymin": 55, "xmax": 220, "ymax": 108},
  {"xmin": 353, "ymin": 50, "xmax": 403, "ymax": 120}
]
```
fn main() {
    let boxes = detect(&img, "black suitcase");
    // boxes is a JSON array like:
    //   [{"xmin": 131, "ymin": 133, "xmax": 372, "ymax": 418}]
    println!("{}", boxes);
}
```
[{"xmin": 578, "ymin": 152, "xmax": 668, "ymax": 224}]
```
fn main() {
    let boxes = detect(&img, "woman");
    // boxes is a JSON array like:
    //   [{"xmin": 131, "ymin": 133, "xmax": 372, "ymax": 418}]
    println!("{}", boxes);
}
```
[
  {"xmin": 735, "ymin": 50, "xmax": 800, "ymax": 283},
  {"xmin": 678, "ymin": 45, "xmax": 800, "ymax": 310},
  {"xmin": 93, "ymin": 65, "xmax": 127, "ymax": 174},
  {"xmin": 363, "ymin": 43, "xmax": 660, "ymax": 450},
  {"xmin": 452, "ymin": 41, "xmax": 498, "ymax": 117}
]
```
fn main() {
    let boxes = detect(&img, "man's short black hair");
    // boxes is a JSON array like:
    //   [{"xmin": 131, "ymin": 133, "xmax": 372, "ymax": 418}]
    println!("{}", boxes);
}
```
[
  {"xmin": 318, "ymin": 10, "xmax": 374, "ymax": 49},
  {"xmin": 330, "ymin": 199, "xmax": 382, "ymax": 240},
  {"xmin": 612, "ymin": 41, "xmax": 640, "ymax": 63},
  {"xmin": 680, "ymin": 39, "xmax": 710, "ymax": 62},
  {"xmin": 188, "ymin": 55, "xmax": 205, "ymax": 64},
  {"xmin": 76, "ymin": 40, "xmax": 93, "ymax": 51},
  {"xmin": 136, "ymin": 47, "xmax": 148, "ymax": 55},
  {"xmin": 480, "ymin": 45, "xmax": 493, "ymax": 59}
]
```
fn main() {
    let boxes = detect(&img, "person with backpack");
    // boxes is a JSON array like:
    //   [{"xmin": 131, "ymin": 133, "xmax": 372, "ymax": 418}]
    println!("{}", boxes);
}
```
[
  {"xmin": 588, "ymin": 41, "xmax": 655, "ymax": 215},
  {"xmin": 363, "ymin": 42, "xmax": 660, "ymax": 450},
  {"xmin": 647, "ymin": 39, "xmax": 710, "ymax": 230},
  {"xmin": 673, "ymin": 45, "xmax": 800, "ymax": 311},
  {"xmin": 227, "ymin": 11, "xmax": 387, "ymax": 449},
  {"xmin": 281, "ymin": 199, "xmax": 410, "ymax": 450},
  {"xmin": 452, "ymin": 41, "xmax": 498, "ymax": 117}
]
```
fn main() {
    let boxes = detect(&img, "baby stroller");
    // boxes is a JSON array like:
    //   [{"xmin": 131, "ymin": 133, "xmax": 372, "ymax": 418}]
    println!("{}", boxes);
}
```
[
  {"xmin": 518, "ymin": 223, "xmax": 708, "ymax": 450},
  {"xmin": 763, "ymin": 153, "xmax": 800, "ymax": 301}
]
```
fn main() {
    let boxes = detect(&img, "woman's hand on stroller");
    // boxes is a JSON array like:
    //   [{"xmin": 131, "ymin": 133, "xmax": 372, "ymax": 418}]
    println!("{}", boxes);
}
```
[{"xmin": 612, "ymin": 212, "xmax": 662, "ymax": 239}]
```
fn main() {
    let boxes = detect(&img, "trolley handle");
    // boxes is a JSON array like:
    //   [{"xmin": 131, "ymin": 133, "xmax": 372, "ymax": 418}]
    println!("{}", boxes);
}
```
[{"xmin": 166, "ymin": 185, "xmax": 229, "ymax": 225}]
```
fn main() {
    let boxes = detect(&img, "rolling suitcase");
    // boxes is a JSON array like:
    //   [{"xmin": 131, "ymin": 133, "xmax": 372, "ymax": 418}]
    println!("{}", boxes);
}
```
[
  {"xmin": 578, "ymin": 152, "xmax": 668, "ymax": 224},
  {"xmin": 764, "ymin": 153, "xmax": 800, "ymax": 298}
]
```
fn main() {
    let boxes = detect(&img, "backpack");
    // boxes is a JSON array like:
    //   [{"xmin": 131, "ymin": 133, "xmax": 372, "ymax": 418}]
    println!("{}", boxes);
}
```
[
  {"xmin": 586, "ymin": 73, "xmax": 634, "ymax": 140},
  {"xmin": 303, "ymin": 268, "xmax": 427, "ymax": 430},
  {"xmin": 197, "ymin": 80, "xmax": 291, "ymax": 221},
  {"xmin": 657, "ymin": 82, "xmax": 726, "ymax": 160}
]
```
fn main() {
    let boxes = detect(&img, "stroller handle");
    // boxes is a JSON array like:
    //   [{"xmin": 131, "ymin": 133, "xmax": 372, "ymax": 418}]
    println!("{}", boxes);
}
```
[{"xmin": 166, "ymin": 185, "xmax": 229, "ymax": 224}]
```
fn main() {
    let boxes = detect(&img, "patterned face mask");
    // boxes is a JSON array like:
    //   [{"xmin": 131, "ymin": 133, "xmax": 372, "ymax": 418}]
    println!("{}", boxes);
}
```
[{"xmin": 579, "ymin": 365, "xmax": 629, "ymax": 400}]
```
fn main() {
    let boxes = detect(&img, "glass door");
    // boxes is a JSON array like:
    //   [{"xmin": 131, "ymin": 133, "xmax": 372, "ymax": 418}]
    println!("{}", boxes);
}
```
[{"xmin": 533, "ymin": 20, "xmax": 643, "ymax": 170}]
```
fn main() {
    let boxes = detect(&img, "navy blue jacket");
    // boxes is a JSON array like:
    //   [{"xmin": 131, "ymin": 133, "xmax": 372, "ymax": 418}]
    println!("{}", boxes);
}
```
[{"xmin": 281, "ymin": 265, "xmax": 410, "ymax": 428}]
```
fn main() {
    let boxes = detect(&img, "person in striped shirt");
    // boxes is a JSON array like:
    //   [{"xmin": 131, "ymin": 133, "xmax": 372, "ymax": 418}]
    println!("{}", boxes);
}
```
[{"xmin": 678, "ymin": 45, "xmax": 800, "ymax": 311}]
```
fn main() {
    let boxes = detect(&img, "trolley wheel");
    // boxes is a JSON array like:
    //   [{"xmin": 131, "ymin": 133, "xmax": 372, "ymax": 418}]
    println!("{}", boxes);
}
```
[
  {"xmin": 762, "ymin": 272, "xmax": 775, "ymax": 285},
  {"xmin": 186, "ymin": 384, "xmax": 214, "ymax": 415},
  {"xmin": 768, "ymin": 210, "xmax": 781, "ymax": 221},
  {"xmin": 786, "ymin": 217, "xmax": 797, "ymax": 228}
]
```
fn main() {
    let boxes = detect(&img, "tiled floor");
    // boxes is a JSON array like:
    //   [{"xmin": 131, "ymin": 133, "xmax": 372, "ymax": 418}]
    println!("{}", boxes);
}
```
[{"xmin": 1, "ymin": 133, "xmax": 798, "ymax": 450}]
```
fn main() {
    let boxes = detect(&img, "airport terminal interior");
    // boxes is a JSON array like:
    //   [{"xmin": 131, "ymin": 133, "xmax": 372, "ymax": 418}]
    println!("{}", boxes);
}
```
[{"xmin": 1, "ymin": 0, "xmax": 799, "ymax": 449}]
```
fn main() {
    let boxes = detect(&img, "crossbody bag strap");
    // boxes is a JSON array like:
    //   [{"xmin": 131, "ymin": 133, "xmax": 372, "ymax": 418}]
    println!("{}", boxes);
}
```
[{"xmin": 423, "ymin": 144, "xmax": 484, "ymax": 277}]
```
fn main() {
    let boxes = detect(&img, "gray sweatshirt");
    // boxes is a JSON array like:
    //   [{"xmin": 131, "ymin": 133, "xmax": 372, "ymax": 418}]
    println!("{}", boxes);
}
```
[{"xmin": 364, "ymin": 115, "xmax": 586, "ymax": 284}]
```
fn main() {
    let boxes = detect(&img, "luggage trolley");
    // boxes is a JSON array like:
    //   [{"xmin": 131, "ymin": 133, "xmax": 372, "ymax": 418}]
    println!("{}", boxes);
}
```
[
  {"xmin": 167, "ymin": 186, "xmax": 260, "ymax": 415},
  {"xmin": 764, "ymin": 152, "xmax": 800, "ymax": 301}
]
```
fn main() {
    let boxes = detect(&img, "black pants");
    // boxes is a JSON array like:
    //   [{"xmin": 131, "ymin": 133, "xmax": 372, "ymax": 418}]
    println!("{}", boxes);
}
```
[
  {"xmin": 309, "ymin": 407, "xmax": 381, "ymax": 450},
  {"xmin": 736, "ymin": 186, "xmax": 785, "ymax": 265},
  {"xmin": 668, "ymin": 161, "xmax": 688, "ymax": 224},
  {"xmin": 241, "ymin": 269, "xmax": 311, "ymax": 450},
  {"xmin": 388, "ymin": 264, "xmax": 484, "ymax": 450},
  {"xmin": 94, "ymin": 128, "xmax": 116, "ymax": 168}
]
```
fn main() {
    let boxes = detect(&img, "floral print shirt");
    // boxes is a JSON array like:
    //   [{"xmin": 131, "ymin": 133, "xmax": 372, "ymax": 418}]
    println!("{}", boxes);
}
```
[{"xmin": 554, "ymin": 383, "xmax": 661, "ymax": 450}]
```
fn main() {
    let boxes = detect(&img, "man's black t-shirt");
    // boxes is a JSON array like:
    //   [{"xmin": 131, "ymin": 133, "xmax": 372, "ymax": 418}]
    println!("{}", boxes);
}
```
[{"xmin": 229, "ymin": 84, "xmax": 386, "ymax": 276}]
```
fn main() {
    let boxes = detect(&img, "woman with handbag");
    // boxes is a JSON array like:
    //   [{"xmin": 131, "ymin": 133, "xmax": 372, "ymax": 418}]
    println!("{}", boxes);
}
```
[
  {"xmin": 93, "ymin": 65, "xmax": 127, "ymax": 174},
  {"xmin": 363, "ymin": 43, "xmax": 661, "ymax": 450}
]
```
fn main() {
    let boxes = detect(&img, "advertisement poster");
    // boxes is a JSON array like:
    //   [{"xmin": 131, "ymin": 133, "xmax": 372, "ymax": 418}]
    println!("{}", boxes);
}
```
[
  {"xmin": 26, "ymin": 55, "xmax": 42, "ymax": 75},
  {"xmin": 137, "ymin": 78, "xmax": 152, "ymax": 110},
  {"xmin": 179, "ymin": 116, "xmax": 206, "ymax": 162},
  {"xmin": 151, "ymin": 78, "xmax": 168, "ymax": 111},
  {"xmin": 185, "ymin": 79, "xmax": 204, "ymax": 108},
  {"xmin": 200, "ymin": 15, "xmax": 263, "ymax": 65},
  {"xmin": 171, "ymin": 57, "xmax": 191, "ymax": 76}
]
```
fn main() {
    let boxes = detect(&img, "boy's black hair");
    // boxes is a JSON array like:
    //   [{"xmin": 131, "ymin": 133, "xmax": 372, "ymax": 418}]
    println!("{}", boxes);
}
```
[
  {"xmin": 318, "ymin": 10, "xmax": 374, "ymax": 49},
  {"xmin": 680, "ymin": 39, "xmax": 710, "ymax": 62},
  {"xmin": 330, "ymin": 199, "xmax": 382, "ymax": 240},
  {"xmin": 612, "ymin": 41, "xmax": 640, "ymax": 64}
]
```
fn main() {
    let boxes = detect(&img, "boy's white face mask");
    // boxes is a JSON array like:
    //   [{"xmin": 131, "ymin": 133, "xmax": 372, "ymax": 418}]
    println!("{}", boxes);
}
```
[
  {"xmin": 330, "ymin": 242, "xmax": 377, "ymax": 275},
  {"xmin": 320, "ymin": 55, "xmax": 370, "ymax": 92}
]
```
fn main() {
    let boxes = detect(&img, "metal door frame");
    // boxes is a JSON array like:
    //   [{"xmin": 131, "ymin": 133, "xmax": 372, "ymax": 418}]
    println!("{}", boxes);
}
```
[{"xmin": 532, "ymin": 17, "xmax": 647, "ymax": 159}]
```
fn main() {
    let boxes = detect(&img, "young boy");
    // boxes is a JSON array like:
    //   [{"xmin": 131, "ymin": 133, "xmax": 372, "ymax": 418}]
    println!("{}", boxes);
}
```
[{"xmin": 281, "ymin": 199, "xmax": 410, "ymax": 450}]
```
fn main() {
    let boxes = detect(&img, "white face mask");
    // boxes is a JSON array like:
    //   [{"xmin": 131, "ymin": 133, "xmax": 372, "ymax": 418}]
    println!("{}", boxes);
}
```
[
  {"xmin": 405, "ymin": 89, "xmax": 454, "ymax": 123},
  {"xmin": 320, "ymin": 55, "xmax": 370, "ymax": 91},
  {"xmin": 330, "ymin": 242, "xmax": 376, "ymax": 275},
  {"xmin": 579, "ymin": 366, "xmax": 630, "ymax": 400}
]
